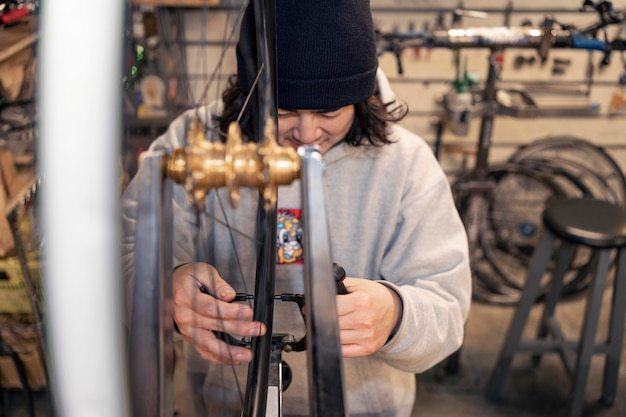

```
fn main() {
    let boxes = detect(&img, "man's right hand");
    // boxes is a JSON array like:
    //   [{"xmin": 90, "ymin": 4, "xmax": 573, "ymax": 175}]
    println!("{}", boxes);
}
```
[{"xmin": 172, "ymin": 262, "xmax": 266, "ymax": 365}]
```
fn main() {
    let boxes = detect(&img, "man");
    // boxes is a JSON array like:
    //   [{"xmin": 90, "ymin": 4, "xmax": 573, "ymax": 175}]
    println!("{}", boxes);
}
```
[{"xmin": 122, "ymin": 1, "xmax": 471, "ymax": 416}]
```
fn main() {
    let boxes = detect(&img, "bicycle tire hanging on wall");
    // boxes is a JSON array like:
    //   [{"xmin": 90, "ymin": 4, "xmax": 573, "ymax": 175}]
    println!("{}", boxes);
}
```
[
  {"xmin": 461, "ymin": 136, "xmax": 626, "ymax": 305},
  {"xmin": 509, "ymin": 136, "xmax": 626, "ymax": 207}
]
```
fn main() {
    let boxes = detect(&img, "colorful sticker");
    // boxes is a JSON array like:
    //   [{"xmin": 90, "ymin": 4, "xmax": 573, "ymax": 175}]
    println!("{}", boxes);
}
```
[{"xmin": 276, "ymin": 208, "xmax": 303, "ymax": 264}]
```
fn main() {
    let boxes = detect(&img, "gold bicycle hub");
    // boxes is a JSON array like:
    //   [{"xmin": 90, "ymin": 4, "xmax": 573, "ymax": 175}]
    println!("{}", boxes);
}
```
[{"xmin": 163, "ymin": 116, "xmax": 301, "ymax": 211}]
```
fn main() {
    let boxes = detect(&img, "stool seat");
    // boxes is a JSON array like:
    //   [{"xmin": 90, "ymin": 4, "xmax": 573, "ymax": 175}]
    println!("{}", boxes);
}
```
[{"xmin": 544, "ymin": 198, "xmax": 626, "ymax": 248}]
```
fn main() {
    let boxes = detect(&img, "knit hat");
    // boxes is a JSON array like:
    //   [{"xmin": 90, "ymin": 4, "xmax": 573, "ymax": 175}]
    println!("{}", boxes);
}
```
[{"xmin": 236, "ymin": 0, "xmax": 378, "ymax": 110}]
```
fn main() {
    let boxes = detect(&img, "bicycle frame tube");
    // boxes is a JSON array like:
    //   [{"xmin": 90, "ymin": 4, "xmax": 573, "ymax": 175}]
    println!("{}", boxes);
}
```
[
  {"xmin": 39, "ymin": 0, "xmax": 129, "ymax": 416},
  {"xmin": 379, "ymin": 26, "xmax": 620, "ymax": 54}
]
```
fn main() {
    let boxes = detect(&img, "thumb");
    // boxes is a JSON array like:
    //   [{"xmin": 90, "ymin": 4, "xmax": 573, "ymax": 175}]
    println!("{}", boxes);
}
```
[
  {"xmin": 183, "ymin": 263, "xmax": 237, "ymax": 302},
  {"xmin": 342, "ymin": 277, "xmax": 362, "ymax": 292}
]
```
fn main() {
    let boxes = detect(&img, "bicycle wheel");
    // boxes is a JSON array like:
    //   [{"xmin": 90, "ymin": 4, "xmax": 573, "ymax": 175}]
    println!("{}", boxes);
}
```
[
  {"xmin": 505, "ymin": 137, "xmax": 626, "ymax": 300},
  {"xmin": 514, "ymin": 157, "xmax": 612, "ymax": 203},
  {"xmin": 453, "ymin": 163, "xmax": 567, "ymax": 305},
  {"xmin": 508, "ymin": 135, "xmax": 626, "ymax": 206},
  {"xmin": 508, "ymin": 158, "xmax": 608, "ymax": 293},
  {"xmin": 484, "ymin": 162, "xmax": 598, "ymax": 296},
  {"xmin": 133, "ymin": 2, "xmax": 347, "ymax": 416}
]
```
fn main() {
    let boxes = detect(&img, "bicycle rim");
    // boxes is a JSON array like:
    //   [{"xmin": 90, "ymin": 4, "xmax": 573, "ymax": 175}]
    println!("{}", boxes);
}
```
[
  {"xmin": 480, "ymin": 164, "xmax": 595, "ymax": 300},
  {"xmin": 454, "ymin": 164, "xmax": 567, "ymax": 305},
  {"xmin": 514, "ymin": 157, "xmax": 613, "ymax": 203},
  {"xmin": 508, "ymin": 135, "xmax": 626, "ymax": 206}
]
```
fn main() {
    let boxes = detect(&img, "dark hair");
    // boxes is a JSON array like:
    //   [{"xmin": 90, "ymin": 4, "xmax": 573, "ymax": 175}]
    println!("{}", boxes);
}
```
[{"xmin": 215, "ymin": 75, "xmax": 408, "ymax": 147}]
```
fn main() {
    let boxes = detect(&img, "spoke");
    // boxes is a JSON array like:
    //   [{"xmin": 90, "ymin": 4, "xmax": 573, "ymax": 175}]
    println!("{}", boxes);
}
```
[
  {"xmin": 214, "ymin": 192, "xmax": 259, "ymax": 305},
  {"xmin": 195, "ymin": 1, "xmax": 248, "ymax": 108}
]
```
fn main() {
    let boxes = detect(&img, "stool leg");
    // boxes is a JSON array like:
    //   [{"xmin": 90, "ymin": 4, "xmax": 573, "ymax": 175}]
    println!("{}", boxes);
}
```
[
  {"xmin": 568, "ymin": 249, "xmax": 612, "ymax": 417},
  {"xmin": 486, "ymin": 231, "xmax": 555, "ymax": 402},
  {"xmin": 601, "ymin": 249, "xmax": 626, "ymax": 405},
  {"xmin": 532, "ymin": 241, "xmax": 578, "ymax": 367}
]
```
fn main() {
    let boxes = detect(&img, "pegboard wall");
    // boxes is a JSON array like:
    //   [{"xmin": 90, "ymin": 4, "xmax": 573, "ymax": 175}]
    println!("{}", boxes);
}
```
[
  {"xmin": 130, "ymin": 0, "xmax": 626, "ymax": 176},
  {"xmin": 370, "ymin": 0, "xmax": 626, "ymax": 175}
]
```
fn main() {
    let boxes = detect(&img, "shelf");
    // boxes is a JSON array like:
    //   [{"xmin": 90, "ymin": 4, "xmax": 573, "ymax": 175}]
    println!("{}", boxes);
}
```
[{"xmin": 0, "ymin": 16, "xmax": 37, "ymax": 64}]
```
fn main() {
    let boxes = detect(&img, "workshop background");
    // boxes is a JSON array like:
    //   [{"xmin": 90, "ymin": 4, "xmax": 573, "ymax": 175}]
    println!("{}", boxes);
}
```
[
  {"xmin": 2, "ymin": 0, "xmax": 626, "ymax": 416},
  {"xmin": 124, "ymin": 0, "xmax": 626, "ymax": 170}
]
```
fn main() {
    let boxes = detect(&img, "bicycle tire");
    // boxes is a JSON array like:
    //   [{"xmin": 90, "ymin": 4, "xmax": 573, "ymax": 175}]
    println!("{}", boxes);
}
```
[
  {"xmin": 480, "ymin": 162, "xmax": 596, "ymax": 298},
  {"xmin": 515, "ymin": 157, "xmax": 617, "ymax": 203},
  {"xmin": 508, "ymin": 135, "xmax": 626, "ymax": 206},
  {"xmin": 453, "ymin": 163, "xmax": 569, "ymax": 305},
  {"xmin": 509, "ymin": 158, "xmax": 605, "ymax": 291},
  {"xmin": 457, "ymin": 136, "xmax": 625, "ymax": 305},
  {"xmin": 506, "ymin": 137, "xmax": 626, "ymax": 299}
]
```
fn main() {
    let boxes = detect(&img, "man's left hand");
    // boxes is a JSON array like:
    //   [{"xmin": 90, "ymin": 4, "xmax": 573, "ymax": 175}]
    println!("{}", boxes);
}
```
[{"xmin": 336, "ymin": 277, "xmax": 402, "ymax": 357}]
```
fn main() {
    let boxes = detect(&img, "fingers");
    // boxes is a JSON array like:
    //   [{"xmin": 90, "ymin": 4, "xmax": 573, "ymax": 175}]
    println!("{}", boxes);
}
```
[
  {"xmin": 174, "ymin": 262, "xmax": 236, "ymax": 302},
  {"xmin": 171, "ymin": 262, "xmax": 267, "ymax": 364},
  {"xmin": 340, "ymin": 330, "xmax": 380, "ymax": 358},
  {"xmin": 179, "ymin": 305, "xmax": 266, "ymax": 365},
  {"xmin": 172, "ymin": 263, "xmax": 246, "ymax": 325},
  {"xmin": 178, "ymin": 290, "xmax": 253, "ymax": 323},
  {"xmin": 175, "ymin": 298, "xmax": 264, "ymax": 334},
  {"xmin": 335, "ymin": 277, "xmax": 402, "ymax": 357},
  {"xmin": 336, "ymin": 293, "xmax": 381, "ymax": 357},
  {"xmin": 186, "ymin": 328, "xmax": 258, "ymax": 365},
  {"xmin": 171, "ymin": 265, "xmax": 404, "ymax": 363}
]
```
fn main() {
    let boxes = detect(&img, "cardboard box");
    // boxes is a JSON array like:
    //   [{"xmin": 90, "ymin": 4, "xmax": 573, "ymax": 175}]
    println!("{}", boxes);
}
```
[{"xmin": 0, "ymin": 251, "xmax": 41, "ymax": 314}]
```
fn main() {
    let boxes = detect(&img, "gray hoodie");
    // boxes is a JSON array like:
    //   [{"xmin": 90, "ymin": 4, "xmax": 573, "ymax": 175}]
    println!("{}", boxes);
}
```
[{"xmin": 121, "ymin": 72, "xmax": 471, "ymax": 417}]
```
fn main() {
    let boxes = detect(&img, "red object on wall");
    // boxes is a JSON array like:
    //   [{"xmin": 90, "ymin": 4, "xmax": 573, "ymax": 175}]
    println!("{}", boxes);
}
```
[{"xmin": 1, "ymin": 7, "xmax": 29, "ymax": 25}]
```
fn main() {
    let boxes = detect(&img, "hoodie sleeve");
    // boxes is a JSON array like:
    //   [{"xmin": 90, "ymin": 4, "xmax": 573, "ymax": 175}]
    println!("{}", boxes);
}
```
[{"xmin": 374, "ymin": 134, "xmax": 471, "ymax": 373}]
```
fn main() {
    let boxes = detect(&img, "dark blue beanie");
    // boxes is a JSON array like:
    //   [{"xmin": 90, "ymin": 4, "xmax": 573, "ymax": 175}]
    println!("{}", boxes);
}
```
[{"xmin": 236, "ymin": 0, "xmax": 378, "ymax": 110}]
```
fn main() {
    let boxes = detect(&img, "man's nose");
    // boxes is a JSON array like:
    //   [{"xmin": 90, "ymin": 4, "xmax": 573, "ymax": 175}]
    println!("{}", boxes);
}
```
[{"xmin": 294, "ymin": 114, "xmax": 321, "ymax": 144}]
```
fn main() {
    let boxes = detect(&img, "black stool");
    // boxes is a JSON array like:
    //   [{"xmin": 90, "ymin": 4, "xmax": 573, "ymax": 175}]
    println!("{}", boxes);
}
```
[{"xmin": 486, "ymin": 198, "xmax": 626, "ymax": 417}]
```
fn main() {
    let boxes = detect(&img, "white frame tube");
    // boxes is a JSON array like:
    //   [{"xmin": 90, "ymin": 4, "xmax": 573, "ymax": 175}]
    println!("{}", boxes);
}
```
[{"xmin": 39, "ymin": 1, "xmax": 129, "ymax": 416}]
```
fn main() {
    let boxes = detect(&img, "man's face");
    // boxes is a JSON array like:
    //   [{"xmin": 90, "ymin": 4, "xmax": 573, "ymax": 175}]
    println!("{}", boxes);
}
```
[{"xmin": 277, "ymin": 105, "xmax": 355, "ymax": 154}]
